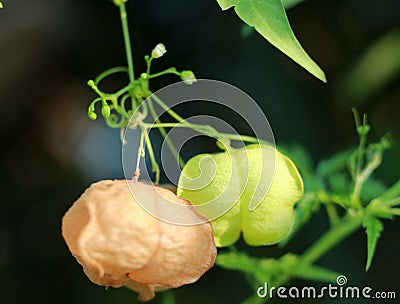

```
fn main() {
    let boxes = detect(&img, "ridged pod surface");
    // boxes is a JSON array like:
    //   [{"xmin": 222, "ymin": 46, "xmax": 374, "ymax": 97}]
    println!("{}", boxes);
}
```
[
  {"xmin": 62, "ymin": 180, "xmax": 216, "ymax": 301},
  {"xmin": 178, "ymin": 145, "xmax": 303, "ymax": 247}
]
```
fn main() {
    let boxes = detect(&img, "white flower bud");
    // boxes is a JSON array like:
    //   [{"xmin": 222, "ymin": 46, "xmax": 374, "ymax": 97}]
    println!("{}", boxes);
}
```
[
  {"xmin": 151, "ymin": 43, "xmax": 167, "ymax": 59},
  {"xmin": 180, "ymin": 71, "xmax": 197, "ymax": 85}
]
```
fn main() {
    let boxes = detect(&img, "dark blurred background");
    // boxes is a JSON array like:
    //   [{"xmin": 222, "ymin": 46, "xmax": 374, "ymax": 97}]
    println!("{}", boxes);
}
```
[{"xmin": 0, "ymin": 0, "xmax": 399, "ymax": 303}]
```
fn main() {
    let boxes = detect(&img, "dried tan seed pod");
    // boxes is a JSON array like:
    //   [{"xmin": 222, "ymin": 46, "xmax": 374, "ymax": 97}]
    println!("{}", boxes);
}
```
[{"xmin": 62, "ymin": 180, "xmax": 216, "ymax": 301}]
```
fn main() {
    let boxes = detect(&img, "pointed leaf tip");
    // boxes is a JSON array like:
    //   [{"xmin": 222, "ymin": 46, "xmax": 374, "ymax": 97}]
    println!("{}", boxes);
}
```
[
  {"xmin": 216, "ymin": 0, "xmax": 327, "ymax": 82},
  {"xmin": 363, "ymin": 216, "xmax": 383, "ymax": 271}
]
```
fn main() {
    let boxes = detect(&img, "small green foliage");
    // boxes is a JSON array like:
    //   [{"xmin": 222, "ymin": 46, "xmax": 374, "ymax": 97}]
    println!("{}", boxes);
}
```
[
  {"xmin": 367, "ymin": 180, "xmax": 400, "ymax": 220},
  {"xmin": 361, "ymin": 178, "xmax": 387, "ymax": 202},
  {"xmin": 316, "ymin": 150, "xmax": 351, "ymax": 179},
  {"xmin": 86, "ymin": 46, "xmax": 191, "ymax": 128},
  {"xmin": 378, "ymin": 180, "xmax": 400, "ymax": 203},
  {"xmin": 362, "ymin": 216, "xmax": 383, "ymax": 271},
  {"xmin": 217, "ymin": 251, "xmax": 341, "ymax": 287}
]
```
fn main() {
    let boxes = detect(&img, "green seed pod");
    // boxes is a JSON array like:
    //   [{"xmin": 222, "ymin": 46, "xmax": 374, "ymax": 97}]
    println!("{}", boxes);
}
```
[
  {"xmin": 101, "ymin": 102, "xmax": 111, "ymax": 118},
  {"xmin": 177, "ymin": 144, "xmax": 303, "ymax": 247},
  {"xmin": 88, "ymin": 110, "xmax": 97, "ymax": 120}
]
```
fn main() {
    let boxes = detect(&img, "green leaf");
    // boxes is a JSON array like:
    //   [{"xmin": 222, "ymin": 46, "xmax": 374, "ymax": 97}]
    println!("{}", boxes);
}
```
[
  {"xmin": 337, "ymin": 30, "xmax": 400, "ymax": 106},
  {"xmin": 327, "ymin": 173, "xmax": 351, "ymax": 195},
  {"xmin": 360, "ymin": 177, "xmax": 388, "ymax": 202},
  {"xmin": 362, "ymin": 216, "xmax": 383, "ymax": 271},
  {"xmin": 378, "ymin": 180, "xmax": 400, "ymax": 203},
  {"xmin": 368, "ymin": 180, "xmax": 400, "ymax": 214},
  {"xmin": 316, "ymin": 150, "xmax": 352, "ymax": 178},
  {"xmin": 216, "ymin": 0, "xmax": 326, "ymax": 82},
  {"xmin": 369, "ymin": 207, "xmax": 395, "ymax": 219},
  {"xmin": 240, "ymin": 1, "xmax": 306, "ymax": 38},
  {"xmin": 389, "ymin": 208, "xmax": 400, "ymax": 216}
]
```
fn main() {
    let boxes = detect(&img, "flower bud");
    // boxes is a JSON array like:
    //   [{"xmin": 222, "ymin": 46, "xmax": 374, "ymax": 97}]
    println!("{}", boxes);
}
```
[
  {"xmin": 101, "ymin": 101, "xmax": 111, "ymax": 117},
  {"xmin": 180, "ymin": 71, "xmax": 197, "ymax": 85},
  {"xmin": 88, "ymin": 110, "xmax": 97, "ymax": 120},
  {"xmin": 87, "ymin": 80, "xmax": 95, "ymax": 89},
  {"xmin": 151, "ymin": 43, "xmax": 167, "ymax": 59}
]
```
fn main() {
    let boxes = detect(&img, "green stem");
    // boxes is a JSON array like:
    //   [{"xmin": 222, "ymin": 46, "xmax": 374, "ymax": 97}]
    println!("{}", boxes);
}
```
[
  {"xmin": 114, "ymin": 82, "xmax": 135, "ymax": 98},
  {"xmin": 149, "ymin": 68, "xmax": 180, "ymax": 79},
  {"xmin": 217, "ymin": 133, "xmax": 266, "ymax": 144},
  {"xmin": 151, "ymin": 93, "xmax": 185, "ymax": 122},
  {"xmin": 133, "ymin": 130, "xmax": 146, "ymax": 181},
  {"xmin": 273, "ymin": 213, "xmax": 364, "ymax": 288},
  {"xmin": 146, "ymin": 122, "xmax": 267, "ymax": 145},
  {"xmin": 301, "ymin": 213, "xmax": 363, "ymax": 264},
  {"xmin": 353, "ymin": 153, "xmax": 382, "ymax": 202},
  {"xmin": 119, "ymin": 2, "xmax": 135, "ymax": 82},
  {"xmin": 143, "ymin": 122, "xmax": 212, "ymax": 133},
  {"xmin": 150, "ymin": 93, "xmax": 268, "ymax": 145},
  {"xmin": 147, "ymin": 99, "xmax": 185, "ymax": 168},
  {"xmin": 383, "ymin": 197, "xmax": 400, "ymax": 207},
  {"xmin": 355, "ymin": 132, "xmax": 366, "ymax": 181},
  {"xmin": 143, "ymin": 128, "xmax": 160, "ymax": 184},
  {"xmin": 351, "ymin": 111, "xmax": 369, "ymax": 205},
  {"xmin": 325, "ymin": 204, "xmax": 340, "ymax": 226},
  {"xmin": 244, "ymin": 213, "xmax": 365, "ymax": 304},
  {"xmin": 109, "ymin": 95, "xmax": 128, "ymax": 118},
  {"xmin": 146, "ymin": 57, "xmax": 153, "ymax": 75},
  {"xmin": 94, "ymin": 66, "xmax": 128, "ymax": 86}
]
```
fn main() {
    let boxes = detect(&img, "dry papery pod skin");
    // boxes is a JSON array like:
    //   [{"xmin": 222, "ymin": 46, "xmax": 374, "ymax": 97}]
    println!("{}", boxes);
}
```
[{"xmin": 62, "ymin": 180, "xmax": 217, "ymax": 301}]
